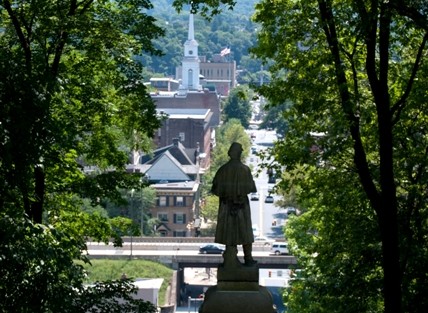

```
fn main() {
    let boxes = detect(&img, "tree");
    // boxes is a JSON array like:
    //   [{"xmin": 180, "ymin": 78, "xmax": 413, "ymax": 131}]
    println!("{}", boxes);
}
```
[
  {"xmin": 105, "ymin": 187, "xmax": 157, "ymax": 236},
  {"xmin": 222, "ymin": 85, "xmax": 253, "ymax": 128},
  {"xmin": 252, "ymin": 1, "xmax": 428, "ymax": 312},
  {"xmin": 259, "ymin": 101, "xmax": 291, "ymax": 136},
  {"xmin": 209, "ymin": 118, "xmax": 252, "ymax": 173},
  {"xmin": 0, "ymin": 214, "xmax": 157, "ymax": 313},
  {"xmin": 0, "ymin": 0, "xmax": 165, "ymax": 311},
  {"xmin": 0, "ymin": 0, "xmax": 164, "ymax": 222}
]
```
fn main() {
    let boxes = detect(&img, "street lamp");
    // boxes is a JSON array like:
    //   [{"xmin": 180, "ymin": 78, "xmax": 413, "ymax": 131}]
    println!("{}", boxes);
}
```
[{"xmin": 130, "ymin": 189, "xmax": 135, "ymax": 258}]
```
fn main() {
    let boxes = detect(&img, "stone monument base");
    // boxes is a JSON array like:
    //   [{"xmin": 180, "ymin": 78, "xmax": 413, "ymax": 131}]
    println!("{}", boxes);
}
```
[{"xmin": 199, "ymin": 264, "xmax": 276, "ymax": 313}]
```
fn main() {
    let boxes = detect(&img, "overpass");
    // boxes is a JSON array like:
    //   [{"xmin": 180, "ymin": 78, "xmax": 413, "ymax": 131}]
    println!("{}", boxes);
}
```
[
  {"xmin": 87, "ymin": 239, "xmax": 298, "ymax": 306},
  {"xmin": 87, "ymin": 237, "xmax": 298, "ymax": 270},
  {"xmin": 88, "ymin": 252, "xmax": 297, "ymax": 270}
]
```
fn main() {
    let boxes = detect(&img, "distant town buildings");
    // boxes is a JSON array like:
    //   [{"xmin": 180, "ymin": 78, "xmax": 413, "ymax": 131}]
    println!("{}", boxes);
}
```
[
  {"xmin": 127, "ymin": 137, "xmax": 202, "ymax": 237},
  {"xmin": 175, "ymin": 55, "xmax": 237, "ymax": 96},
  {"xmin": 148, "ymin": 13, "xmax": 220, "ymax": 159},
  {"xmin": 131, "ymin": 12, "xmax": 232, "ymax": 237}
]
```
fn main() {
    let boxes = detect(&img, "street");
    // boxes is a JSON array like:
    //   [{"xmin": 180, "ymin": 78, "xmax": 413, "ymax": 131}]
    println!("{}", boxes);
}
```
[{"xmin": 246, "ymin": 128, "xmax": 287, "ymax": 240}]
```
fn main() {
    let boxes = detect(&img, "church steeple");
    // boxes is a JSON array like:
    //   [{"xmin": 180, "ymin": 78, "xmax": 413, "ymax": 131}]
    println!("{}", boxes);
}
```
[
  {"xmin": 181, "ymin": 13, "xmax": 201, "ymax": 91},
  {"xmin": 188, "ymin": 13, "xmax": 195, "ymax": 42}
]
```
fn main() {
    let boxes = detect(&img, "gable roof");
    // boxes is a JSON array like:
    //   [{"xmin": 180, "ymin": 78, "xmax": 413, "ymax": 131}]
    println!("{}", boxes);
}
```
[
  {"xmin": 145, "ymin": 152, "xmax": 191, "ymax": 183},
  {"xmin": 140, "ymin": 140, "xmax": 196, "ymax": 165}
]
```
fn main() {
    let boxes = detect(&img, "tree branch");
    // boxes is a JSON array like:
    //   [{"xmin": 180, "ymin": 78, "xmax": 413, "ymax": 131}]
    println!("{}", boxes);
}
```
[
  {"xmin": 50, "ymin": 0, "xmax": 95, "ymax": 77},
  {"xmin": 318, "ymin": 0, "xmax": 381, "ymax": 213},
  {"xmin": 3, "ymin": 0, "xmax": 32, "ymax": 73},
  {"xmin": 390, "ymin": 0, "xmax": 428, "ymax": 31},
  {"xmin": 392, "ymin": 32, "xmax": 428, "ymax": 125}
]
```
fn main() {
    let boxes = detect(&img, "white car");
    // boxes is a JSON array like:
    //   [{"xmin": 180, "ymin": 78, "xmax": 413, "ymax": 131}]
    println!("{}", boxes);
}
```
[
  {"xmin": 254, "ymin": 236, "xmax": 276, "ymax": 246},
  {"xmin": 271, "ymin": 243, "xmax": 289, "ymax": 255}
]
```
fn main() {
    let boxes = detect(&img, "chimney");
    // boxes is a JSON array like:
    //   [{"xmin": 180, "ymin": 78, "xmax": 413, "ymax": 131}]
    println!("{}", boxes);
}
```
[{"xmin": 172, "ymin": 138, "xmax": 179, "ymax": 146}]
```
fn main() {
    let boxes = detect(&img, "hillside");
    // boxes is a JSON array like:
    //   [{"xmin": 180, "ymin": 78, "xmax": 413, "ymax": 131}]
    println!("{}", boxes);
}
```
[{"xmin": 140, "ymin": 0, "xmax": 261, "ymax": 79}]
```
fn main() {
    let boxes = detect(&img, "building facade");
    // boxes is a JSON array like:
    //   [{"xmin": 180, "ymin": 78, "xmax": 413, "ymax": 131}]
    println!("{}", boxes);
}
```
[
  {"xmin": 150, "ymin": 181, "xmax": 199, "ymax": 237},
  {"xmin": 176, "ymin": 57, "xmax": 237, "ymax": 96}
]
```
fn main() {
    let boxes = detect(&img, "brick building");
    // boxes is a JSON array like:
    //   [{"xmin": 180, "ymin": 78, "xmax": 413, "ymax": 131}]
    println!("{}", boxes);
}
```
[
  {"xmin": 150, "ymin": 181, "xmax": 199, "ymax": 237},
  {"xmin": 127, "ymin": 139, "xmax": 202, "ymax": 237}
]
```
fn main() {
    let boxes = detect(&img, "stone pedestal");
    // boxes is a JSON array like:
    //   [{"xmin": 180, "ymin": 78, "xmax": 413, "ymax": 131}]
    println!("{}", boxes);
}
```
[{"xmin": 199, "ymin": 264, "xmax": 276, "ymax": 313}]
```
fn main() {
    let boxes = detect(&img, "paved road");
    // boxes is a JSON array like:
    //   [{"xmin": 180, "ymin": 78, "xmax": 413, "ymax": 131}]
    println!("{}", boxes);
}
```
[
  {"xmin": 85, "ymin": 243, "xmax": 273, "ymax": 257},
  {"xmin": 246, "ymin": 129, "xmax": 288, "ymax": 239}
]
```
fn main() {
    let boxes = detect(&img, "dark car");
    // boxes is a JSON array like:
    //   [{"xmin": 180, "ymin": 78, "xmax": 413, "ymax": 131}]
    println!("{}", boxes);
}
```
[
  {"xmin": 250, "ymin": 192, "xmax": 260, "ymax": 201},
  {"xmin": 286, "ymin": 207, "xmax": 297, "ymax": 215},
  {"xmin": 265, "ymin": 195, "xmax": 274, "ymax": 203},
  {"xmin": 199, "ymin": 244, "xmax": 225, "ymax": 254}
]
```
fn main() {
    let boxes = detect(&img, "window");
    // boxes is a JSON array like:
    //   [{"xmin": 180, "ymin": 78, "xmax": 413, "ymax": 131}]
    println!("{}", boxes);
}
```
[
  {"xmin": 158, "ymin": 213, "xmax": 168, "ymax": 222},
  {"xmin": 159, "ymin": 196, "xmax": 167, "ymax": 207},
  {"xmin": 174, "ymin": 231, "xmax": 186, "ymax": 237},
  {"xmin": 176, "ymin": 196, "xmax": 184, "ymax": 206},
  {"xmin": 188, "ymin": 69, "xmax": 193, "ymax": 87},
  {"xmin": 174, "ymin": 213, "xmax": 186, "ymax": 224},
  {"xmin": 179, "ymin": 132, "xmax": 185, "ymax": 141}
]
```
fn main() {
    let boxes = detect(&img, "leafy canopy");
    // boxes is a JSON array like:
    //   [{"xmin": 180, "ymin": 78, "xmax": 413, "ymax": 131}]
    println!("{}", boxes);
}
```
[
  {"xmin": 0, "ymin": 0, "xmax": 167, "ymax": 311},
  {"xmin": 252, "ymin": 0, "xmax": 428, "ymax": 312}
]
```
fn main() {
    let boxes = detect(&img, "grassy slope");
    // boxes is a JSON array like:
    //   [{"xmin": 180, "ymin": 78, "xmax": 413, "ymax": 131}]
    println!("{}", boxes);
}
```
[{"xmin": 80, "ymin": 259, "xmax": 174, "ymax": 306}]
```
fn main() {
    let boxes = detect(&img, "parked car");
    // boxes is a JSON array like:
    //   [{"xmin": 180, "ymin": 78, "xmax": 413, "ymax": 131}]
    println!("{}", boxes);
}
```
[
  {"xmin": 254, "ymin": 236, "xmax": 276, "ymax": 246},
  {"xmin": 265, "ymin": 195, "xmax": 274, "ymax": 203},
  {"xmin": 271, "ymin": 243, "xmax": 289, "ymax": 255},
  {"xmin": 250, "ymin": 192, "xmax": 259, "ymax": 201},
  {"xmin": 199, "ymin": 244, "xmax": 225, "ymax": 254}
]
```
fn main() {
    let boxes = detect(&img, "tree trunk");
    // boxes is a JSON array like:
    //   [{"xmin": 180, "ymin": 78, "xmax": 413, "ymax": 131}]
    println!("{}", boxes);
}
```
[{"xmin": 29, "ymin": 166, "xmax": 45, "ymax": 223}]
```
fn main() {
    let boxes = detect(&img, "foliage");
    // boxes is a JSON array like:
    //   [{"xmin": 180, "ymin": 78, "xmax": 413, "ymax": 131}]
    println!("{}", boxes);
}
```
[
  {"xmin": 259, "ymin": 101, "xmax": 291, "ymax": 137},
  {"xmin": 110, "ymin": 216, "xmax": 141, "ymax": 237},
  {"xmin": 0, "ymin": 215, "xmax": 156, "ymax": 313},
  {"xmin": 0, "ymin": 0, "xmax": 166, "ymax": 311},
  {"xmin": 200, "ymin": 194, "xmax": 219, "ymax": 224},
  {"xmin": 140, "ymin": 0, "xmax": 260, "ymax": 77},
  {"xmin": 283, "ymin": 166, "xmax": 384, "ymax": 312},
  {"xmin": 80, "ymin": 259, "xmax": 174, "ymax": 307},
  {"xmin": 222, "ymin": 85, "xmax": 253, "ymax": 128},
  {"xmin": 105, "ymin": 187, "xmax": 157, "ymax": 236},
  {"xmin": 209, "ymin": 119, "xmax": 251, "ymax": 173},
  {"xmin": 0, "ymin": 0, "xmax": 164, "ymax": 221},
  {"xmin": 74, "ymin": 280, "xmax": 157, "ymax": 313},
  {"xmin": 172, "ymin": 0, "xmax": 239, "ymax": 18},
  {"xmin": 252, "ymin": 0, "xmax": 428, "ymax": 312}
]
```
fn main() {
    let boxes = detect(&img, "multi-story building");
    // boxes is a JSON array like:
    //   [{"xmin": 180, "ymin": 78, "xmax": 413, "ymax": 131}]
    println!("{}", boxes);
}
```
[
  {"xmin": 176, "ymin": 54, "xmax": 237, "ymax": 96},
  {"xmin": 153, "ymin": 108, "xmax": 213, "ymax": 168},
  {"xmin": 127, "ymin": 139, "xmax": 202, "ymax": 237},
  {"xmin": 151, "ymin": 180, "xmax": 199, "ymax": 237}
]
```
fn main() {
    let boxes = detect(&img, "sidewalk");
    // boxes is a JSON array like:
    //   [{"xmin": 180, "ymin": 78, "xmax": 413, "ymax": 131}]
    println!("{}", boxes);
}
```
[{"xmin": 175, "ymin": 304, "xmax": 202, "ymax": 312}]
